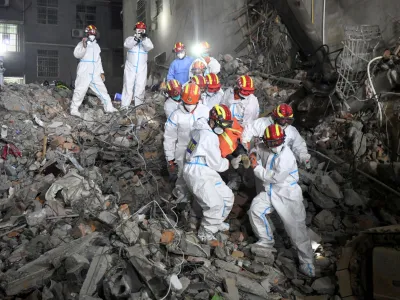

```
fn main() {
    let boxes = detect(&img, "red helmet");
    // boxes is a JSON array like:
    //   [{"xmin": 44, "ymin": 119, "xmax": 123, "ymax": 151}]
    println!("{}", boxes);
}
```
[
  {"xmin": 200, "ymin": 41, "xmax": 211, "ymax": 52},
  {"xmin": 263, "ymin": 124, "xmax": 286, "ymax": 148},
  {"xmin": 191, "ymin": 61, "xmax": 206, "ymax": 75},
  {"xmin": 191, "ymin": 75, "xmax": 207, "ymax": 91},
  {"xmin": 166, "ymin": 79, "xmax": 182, "ymax": 98},
  {"xmin": 173, "ymin": 42, "xmax": 185, "ymax": 53},
  {"xmin": 271, "ymin": 104, "xmax": 294, "ymax": 126},
  {"xmin": 205, "ymin": 73, "xmax": 221, "ymax": 93},
  {"xmin": 85, "ymin": 25, "xmax": 97, "ymax": 36},
  {"xmin": 135, "ymin": 22, "xmax": 146, "ymax": 30},
  {"xmin": 236, "ymin": 75, "xmax": 255, "ymax": 96},
  {"xmin": 209, "ymin": 104, "xmax": 233, "ymax": 129},
  {"xmin": 181, "ymin": 83, "xmax": 201, "ymax": 105}
]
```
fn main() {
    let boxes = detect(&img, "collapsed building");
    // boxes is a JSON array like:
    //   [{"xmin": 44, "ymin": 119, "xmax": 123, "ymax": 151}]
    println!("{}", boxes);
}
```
[{"xmin": 0, "ymin": 0, "xmax": 400, "ymax": 300}]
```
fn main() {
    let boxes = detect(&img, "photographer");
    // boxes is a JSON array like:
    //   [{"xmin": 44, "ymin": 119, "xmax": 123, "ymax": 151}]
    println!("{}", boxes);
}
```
[{"xmin": 121, "ymin": 22, "xmax": 154, "ymax": 109}]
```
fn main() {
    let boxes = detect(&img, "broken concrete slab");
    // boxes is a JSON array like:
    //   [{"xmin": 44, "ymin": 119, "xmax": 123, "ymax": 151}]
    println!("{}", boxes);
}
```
[
  {"xmin": 80, "ymin": 246, "xmax": 111, "ymax": 297},
  {"xmin": 313, "ymin": 210, "xmax": 335, "ymax": 230},
  {"xmin": 6, "ymin": 233, "xmax": 101, "ymax": 295},
  {"xmin": 215, "ymin": 259, "xmax": 241, "ymax": 273},
  {"xmin": 311, "ymin": 276, "xmax": 336, "ymax": 295},
  {"xmin": 343, "ymin": 189, "xmax": 364, "ymax": 207},
  {"xmin": 223, "ymin": 277, "xmax": 240, "ymax": 300}
]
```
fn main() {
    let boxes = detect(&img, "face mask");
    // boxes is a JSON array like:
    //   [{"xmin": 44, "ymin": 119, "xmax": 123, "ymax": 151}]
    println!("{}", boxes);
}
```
[
  {"xmin": 172, "ymin": 95, "xmax": 181, "ymax": 101},
  {"xmin": 177, "ymin": 52, "xmax": 185, "ymax": 59},
  {"xmin": 270, "ymin": 145, "xmax": 284, "ymax": 154},
  {"xmin": 136, "ymin": 29, "xmax": 145, "ymax": 35},
  {"xmin": 213, "ymin": 127, "xmax": 223, "ymax": 135},
  {"xmin": 201, "ymin": 53, "xmax": 209, "ymax": 58},
  {"xmin": 88, "ymin": 35, "xmax": 96, "ymax": 42},
  {"xmin": 238, "ymin": 93, "xmax": 248, "ymax": 100}
]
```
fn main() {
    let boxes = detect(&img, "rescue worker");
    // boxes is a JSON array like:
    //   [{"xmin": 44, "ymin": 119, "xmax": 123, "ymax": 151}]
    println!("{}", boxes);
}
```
[
  {"xmin": 164, "ymin": 79, "xmax": 182, "ymax": 118},
  {"xmin": 201, "ymin": 73, "xmax": 224, "ymax": 110},
  {"xmin": 189, "ymin": 61, "xmax": 207, "ymax": 80},
  {"xmin": 190, "ymin": 75, "xmax": 207, "ymax": 94},
  {"xmin": 183, "ymin": 107, "xmax": 236, "ymax": 242},
  {"xmin": 70, "ymin": 25, "xmax": 117, "ymax": 117},
  {"xmin": 167, "ymin": 42, "xmax": 195, "ymax": 85},
  {"xmin": 189, "ymin": 41, "xmax": 221, "ymax": 79},
  {"xmin": 242, "ymin": 103, "xmax": 311, "ymax": 168},
  {"xmin": 0, "ymin": 57, "xmax": 5, "ymax": 88},
  {"xmin": 121, "ymin": 21, "xmax": 154, "ymax": 109},
  {"xmin": 248, "ymin": 124, "xmax": 315, "ymax": 277},
  {"xmin": 211, "ymin": 104, "xmax": 246, "ymax": 169},
  {"xmin": 221, "ymin": 75, "xmax": 259, "ymax": 128},
  {"xmin": 163, "ymin": 83, "xmax": 209, "ymax": 202}
]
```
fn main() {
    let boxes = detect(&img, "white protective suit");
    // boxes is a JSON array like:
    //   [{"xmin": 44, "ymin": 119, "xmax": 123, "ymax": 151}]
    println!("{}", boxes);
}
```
[
  {"xmin": 221, "ymin": 87, "xmax": 259, "ymax": 128},
  {"xmin": 201, "ymin": 90, "xmax": 224, "ymax": 110},
  {"xmin": 242, "ymin": 116, "xmax": 311, "ymax": 164},
  {"xmin": 121, "ymin": 36, "xmax": 154, "ymax": 108},
  {"xmin": 164, "ymin": 97, "xmax": 180, "ymax": 118},
  {"xmin": 248, "ymin": 145, "xmax": 314, "ymax": 275},
  {"xmin": 188, "ymin": 57, "xmax": 221, "ymax": 79},
  {"xmin": 183, "ymin": 118, "xmax": 234, "ymax": 233},
  {"xmin": 71, "ymin": 39, "xmax": 116, "ymax": 113},
  {"xmin": 163, "ymin": 103, "xmax": 210, "ymax": 196}
]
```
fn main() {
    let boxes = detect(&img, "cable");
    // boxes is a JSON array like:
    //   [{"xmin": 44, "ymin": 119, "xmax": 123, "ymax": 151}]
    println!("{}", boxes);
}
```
[{"xmin": 367, "ymin": 56, "xmax": 383, "ymax": 125}]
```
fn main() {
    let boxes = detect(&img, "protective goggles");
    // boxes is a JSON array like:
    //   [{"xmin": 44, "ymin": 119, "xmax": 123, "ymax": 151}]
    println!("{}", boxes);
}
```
[
  {"xmin": 136, "ymin": 29, "xmax": 145, "ymax": 34},
  {"xmin": 275, "ymin": 117, "xmax": 294, "ymax": 126}
]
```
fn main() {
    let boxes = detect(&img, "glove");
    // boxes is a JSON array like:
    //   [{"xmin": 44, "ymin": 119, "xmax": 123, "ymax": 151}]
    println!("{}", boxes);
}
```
[
  {"xmin": 230, "ymin": 155, "xmax": 242, "ymax": 169},
  {"xmin": 134, "ymin": 35, "xmax": 141, "ymax": 42},
  {"xmin": 249, "ymin": 153, "xmax": 258, "ymax": 169},
  {"xmin": 241, "ymin": 155, "xmax": 251, "ymax": 169},
  {"xmin": 305, "ymin": 160, "xmax": 311, "ymax": 170},
  {"xmin": 82, "ymin": 38, "xmax": 88, "ymax": 48},
  {"xmin": 141, "ymin": 32, "xmax": 148, "ymax": 38}
]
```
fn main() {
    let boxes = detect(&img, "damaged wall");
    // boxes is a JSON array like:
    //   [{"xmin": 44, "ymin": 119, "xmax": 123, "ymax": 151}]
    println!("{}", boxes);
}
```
[
  {"xmin": 321, "ymin": 0, "xmax": 400, "ymax": 50},
  {"xmin": 124, "ymin": 0, "xmax": 247, "ymax": 65}
]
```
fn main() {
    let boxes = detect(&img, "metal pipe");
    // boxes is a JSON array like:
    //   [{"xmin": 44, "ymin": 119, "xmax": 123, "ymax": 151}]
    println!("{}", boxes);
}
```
[
  {"xmin": 322, "ymin": 0, "xmax": 326, "ymax": 44},
  {"xmin": 311, "ymin": 0, "xmax": 314, "ymax": 24}
]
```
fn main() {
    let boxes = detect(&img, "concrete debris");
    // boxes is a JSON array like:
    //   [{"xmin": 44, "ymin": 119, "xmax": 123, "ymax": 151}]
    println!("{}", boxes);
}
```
[
  {"xmin": 311, "ymin": 276, "xmax": 336, "ymax": 295},
  {"xmin": 1, "ymin": 15, "xmax": 399, "ymax": 299}
]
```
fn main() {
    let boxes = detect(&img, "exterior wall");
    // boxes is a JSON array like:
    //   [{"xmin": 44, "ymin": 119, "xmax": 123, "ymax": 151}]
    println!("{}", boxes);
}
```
[{"xmin": 0, "ymin": 0, "xmax": 123, "ymax": 94}]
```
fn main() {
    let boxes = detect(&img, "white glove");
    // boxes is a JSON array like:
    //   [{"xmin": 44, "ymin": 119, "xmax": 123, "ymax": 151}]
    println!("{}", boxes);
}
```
[{"xmin": 231, "ymin": 155, "xmax": 242, "ymax": 169}]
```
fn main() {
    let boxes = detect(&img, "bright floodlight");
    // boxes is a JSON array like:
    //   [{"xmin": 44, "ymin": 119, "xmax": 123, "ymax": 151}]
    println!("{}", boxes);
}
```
[{"xmin": 191, "ymin": 43, "xmax": 203, "ymax": 57}]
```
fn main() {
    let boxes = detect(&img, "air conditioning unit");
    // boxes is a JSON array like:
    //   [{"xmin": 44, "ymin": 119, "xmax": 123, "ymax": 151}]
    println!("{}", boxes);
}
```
[
  {"xmin": 71, "ymin": 29, "xmax": 85, "ymax": 38},
  {"xmin": 0, "ymin": 0, "xmax": 10, "ymax": 7},
  {"xmin": 71, "ymin": 29, "xmax": 101, "ymax": 39}
]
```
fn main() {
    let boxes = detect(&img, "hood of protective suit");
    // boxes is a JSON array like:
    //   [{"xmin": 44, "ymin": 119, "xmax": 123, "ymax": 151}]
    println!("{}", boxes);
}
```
[{"xmin": 193, "ymin": 117, "xmax": 210, "ymax": 130}]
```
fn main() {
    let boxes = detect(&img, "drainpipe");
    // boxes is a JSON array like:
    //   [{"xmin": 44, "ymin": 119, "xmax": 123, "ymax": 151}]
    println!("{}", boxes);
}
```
[{"xmin": 322, "ymin": 0, "xmax": 326, "ymax": 44}]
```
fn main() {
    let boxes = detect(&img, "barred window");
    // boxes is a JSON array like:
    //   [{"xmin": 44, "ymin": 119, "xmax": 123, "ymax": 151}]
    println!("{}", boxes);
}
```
[
  {"xmin": 137, "ymin": 0, "xmax": 146, "ymax": 24},
  {"xmin": 37, "ymin": 0, "xmax": 58, "ymax": 25},
  {"xmin": 37, "ymin": 50, "xmax": 59, "ymax": 78},
  {"xmin": 0, "ymin": 23, "xmax": 20, "ymax": 52},
  {"xmin": 76, "ymin": 5, "xmax": 96, "ymax": 29}
]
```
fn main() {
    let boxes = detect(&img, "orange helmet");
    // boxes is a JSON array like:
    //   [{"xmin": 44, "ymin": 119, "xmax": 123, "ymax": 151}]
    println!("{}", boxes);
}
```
[
  {"xmin": 209, "ymin": 104, "xmax": 233, "ymax": 130},
  {"xmin": 236, "ymin": 75, "xmax": 255, "ymax": 96},
  {"xmin": 173, "ymin": 42, "xmax": 185, "ymax": 53},
  {"xmin": 166, "ymin": 79, "xmax": 182, "ymax": 99},
  {"xmin": 191, "ymin": 75, "xmax": 207, "ymax": 91},
  {"xmin": 205, "ymin": 73, "xmax": 221, "ymax": 93},
  {"xmin": 135, "ymin": 22, "xmax": 146, "ymax": 30},
  {"xmin": 191, "ymin": 61, "xmax": 206, "ymax": 76},
  {"xmin": 263, "ymin": 124, "xmax": 286, "ymax": 148},
  {"xmin": 271, "ymin": 104, "xmax": 294, "ymax": 126},
  {"xmin": 181, "ymin": 83, "xmax": 201, "ymax": 105},
  {"xmin": 85, "ymin": 25, "xmax": 97, "ymax": 36}
]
